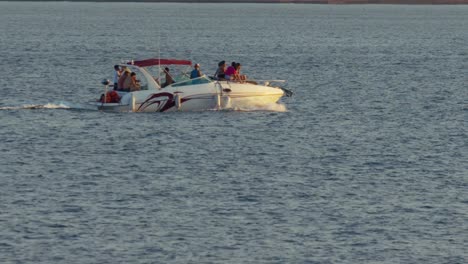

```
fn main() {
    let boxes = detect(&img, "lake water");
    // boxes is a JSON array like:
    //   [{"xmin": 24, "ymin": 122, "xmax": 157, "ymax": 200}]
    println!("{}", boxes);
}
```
[{"xmin": 0, "ymin": 2, "xmax": 467, "ymax": 263}]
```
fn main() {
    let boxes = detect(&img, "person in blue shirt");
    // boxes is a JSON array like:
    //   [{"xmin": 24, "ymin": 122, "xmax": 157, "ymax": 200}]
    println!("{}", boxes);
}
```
[{"xmin": 190, "ymin": 63, "xmax": 202, "ymax": 79}]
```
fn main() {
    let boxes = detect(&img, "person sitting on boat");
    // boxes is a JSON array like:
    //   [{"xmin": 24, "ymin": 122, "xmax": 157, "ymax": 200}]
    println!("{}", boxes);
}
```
[
  {"xmin": 113, "ymin": 65, "xmax": 122, "ymax": 90},
  {"xmin": 129, "ymin": 72, "xmax": 141, "ymax": 92},
  {"xmin": 225, "ymin": 61, "xmax": 236, "ymax": 80},
  {"xmin": 190, "ymin": 63, "xmax": 202, "ymax": 79},
  {"xmin": 214, "ymin": 61, "xmax": 226, "ymax": 80},
  {"xmin": 117, "ymin": 67, "xmax": 131, "ymax": 91},
  {"xmin": 233, "ymin": 63, "xmax": 247, "ymax": 82},
  {"xmin": 162, "ymin": 67, "xmax": 174, "ymax": 88},
  {"xmin": 99, "ymin": 90, "xmax": 121, "ymax": 103}
]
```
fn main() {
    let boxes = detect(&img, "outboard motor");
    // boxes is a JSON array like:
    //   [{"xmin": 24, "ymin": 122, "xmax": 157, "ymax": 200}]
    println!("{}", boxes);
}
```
[{"xmin": 99, "ymin": 79, "xmax": 111, "ymax": 103}]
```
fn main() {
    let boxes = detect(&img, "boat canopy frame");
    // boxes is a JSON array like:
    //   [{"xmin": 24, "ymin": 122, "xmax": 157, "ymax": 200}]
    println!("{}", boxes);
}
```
[
  {"xmin": 124, "ymin": 58, "xmax": 195, "ymax": 89},
  {"xmin": 118, "ymin": 64, "xmax": 161, "ymax": 90},
  {"xmin": 128, "ymin": 58, "xmax": 192, "ymax": 68}
]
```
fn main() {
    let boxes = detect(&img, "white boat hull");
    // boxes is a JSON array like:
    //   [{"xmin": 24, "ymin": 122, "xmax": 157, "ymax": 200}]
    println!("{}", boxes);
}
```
[{"xmin": 97, "ymin": 81, "xmax": 285, "ymax": 112}]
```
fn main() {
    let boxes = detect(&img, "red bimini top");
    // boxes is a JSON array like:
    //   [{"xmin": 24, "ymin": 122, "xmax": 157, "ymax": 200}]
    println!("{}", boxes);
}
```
[{"xmin": 129, "ymin": 58, "xmax": 192, "ymax": 67}]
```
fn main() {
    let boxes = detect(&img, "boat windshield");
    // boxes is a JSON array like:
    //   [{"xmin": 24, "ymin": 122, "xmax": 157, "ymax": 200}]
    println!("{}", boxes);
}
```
[
  {"xmin": 140, "ymin": 65, "xmax": 191, "ymax": 87},
  {"xmin": 172, "ymin": 76, "xmax": 213, "ymax": 87}
]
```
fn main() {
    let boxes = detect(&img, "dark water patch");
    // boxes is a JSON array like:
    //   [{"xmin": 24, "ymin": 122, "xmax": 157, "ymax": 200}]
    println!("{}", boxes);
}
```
[
  {"xmin": 61, "ymin": 206, "xmax": 84, "ymax": 213},
  {"xmin": 236, "ymin": 195, "xmax": 259, "ymax": 203},
  {"xmin": 0, "ymin": 242, "xmax": 13, "ymax": 248},
  {"xmin": 45, "ymin": 223, "xmax": 68, "ymax": 228}
]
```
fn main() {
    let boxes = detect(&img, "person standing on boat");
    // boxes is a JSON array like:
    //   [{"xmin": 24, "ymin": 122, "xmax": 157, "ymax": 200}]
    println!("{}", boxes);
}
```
[
  {"xmin": 190, "ymin": 63, "xmax": 202, "ymax": 79},
  {"xmin": 113, "ymin": 65, "xmax": 122, "ymax": 90},
  {"xmin": 122, "ymin": 73, "xmax": 131, "ymax": 91},
  {"xmin": 118, "ymin": 67, "xmax": 131, "ymax": 91},
  {"xmin": 162, "ymin": 67, "xmax": 174, "ymax": 88}
]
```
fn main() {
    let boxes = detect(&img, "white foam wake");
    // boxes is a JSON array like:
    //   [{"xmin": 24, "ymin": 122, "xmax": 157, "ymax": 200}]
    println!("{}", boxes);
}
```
[
  {"xmin": 229, "ymin": 102, "xmax": 288, "ymax": 112},
  {"xmin": 0, "ymin": 102, "xmax": 97, "ymax": 111},
  {"xmin": 0, "ymin": 101, "xmax": 286, "ymax": 112}
]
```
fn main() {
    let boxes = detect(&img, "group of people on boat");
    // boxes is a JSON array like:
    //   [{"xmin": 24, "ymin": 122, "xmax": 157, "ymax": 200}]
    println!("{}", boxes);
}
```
[
  {"xmin": 213, "ymin": 61, "xmax": 246, "ymax": 81},
  {"xmin": 113, "ymin": 65, "xmax": 141, "ymax": 92},
  {"xmin": 188, "ymin": 60, "xmax": 246, "ymax": 81},
  {"xmin": 100, "ymin": 60, "xmax": 250, "ymax": 103},
  {"xmin": 99, "ymin": 65, "xmax": 141, "ymax": 103},
  {"xmin": 110, "ymin": 60, "xmax": 247, "ymax": 92}
]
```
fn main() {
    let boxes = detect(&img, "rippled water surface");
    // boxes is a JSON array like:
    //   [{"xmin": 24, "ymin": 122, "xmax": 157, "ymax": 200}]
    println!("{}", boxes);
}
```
[{"xmin": 0, "ymin": 3, "xmax": 467, "ymax": 263}]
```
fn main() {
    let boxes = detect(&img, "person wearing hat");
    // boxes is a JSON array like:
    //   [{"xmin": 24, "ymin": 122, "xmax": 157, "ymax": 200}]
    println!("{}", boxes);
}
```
[
  {"xmin": 190, "ymin": 63, "xmax": 202, "ymax": 79},
  {"xmin": 117, "ymin": 67, "xmax": 131, "ymax": 91},
  {"xmin": 122, "ymin": 70, "xmax": 135, "ymax": 92}
]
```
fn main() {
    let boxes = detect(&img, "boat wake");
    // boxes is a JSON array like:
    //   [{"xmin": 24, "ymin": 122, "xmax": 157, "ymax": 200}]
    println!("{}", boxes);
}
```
[
  {"xmin": 0, "ymin": 102, "xmax": 97, "ymax": 111},
  {"xmin": 0, "ymin": 101, "xmax": 287, "ymax": 113},
  {"xmin": 227, "ymin": 102, "xmax": 288, "ymax": 112}
]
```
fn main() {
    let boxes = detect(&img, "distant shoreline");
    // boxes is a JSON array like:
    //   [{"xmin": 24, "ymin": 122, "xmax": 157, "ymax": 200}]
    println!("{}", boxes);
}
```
[{"xmin": 3, "ymin": 0, "xmax": 468, "ymax": 4}]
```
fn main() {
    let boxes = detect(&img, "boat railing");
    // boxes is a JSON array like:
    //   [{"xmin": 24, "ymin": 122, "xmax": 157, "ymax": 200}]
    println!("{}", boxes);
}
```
[{"xmin": 254, "ymin": 79, "xmax": 287, "ymax": 86}]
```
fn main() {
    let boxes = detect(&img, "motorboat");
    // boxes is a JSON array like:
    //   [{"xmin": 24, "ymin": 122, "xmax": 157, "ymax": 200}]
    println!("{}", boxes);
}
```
[{"xmin": 96, "ymin": 58, "xmax": 292, "ymax": 112}]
